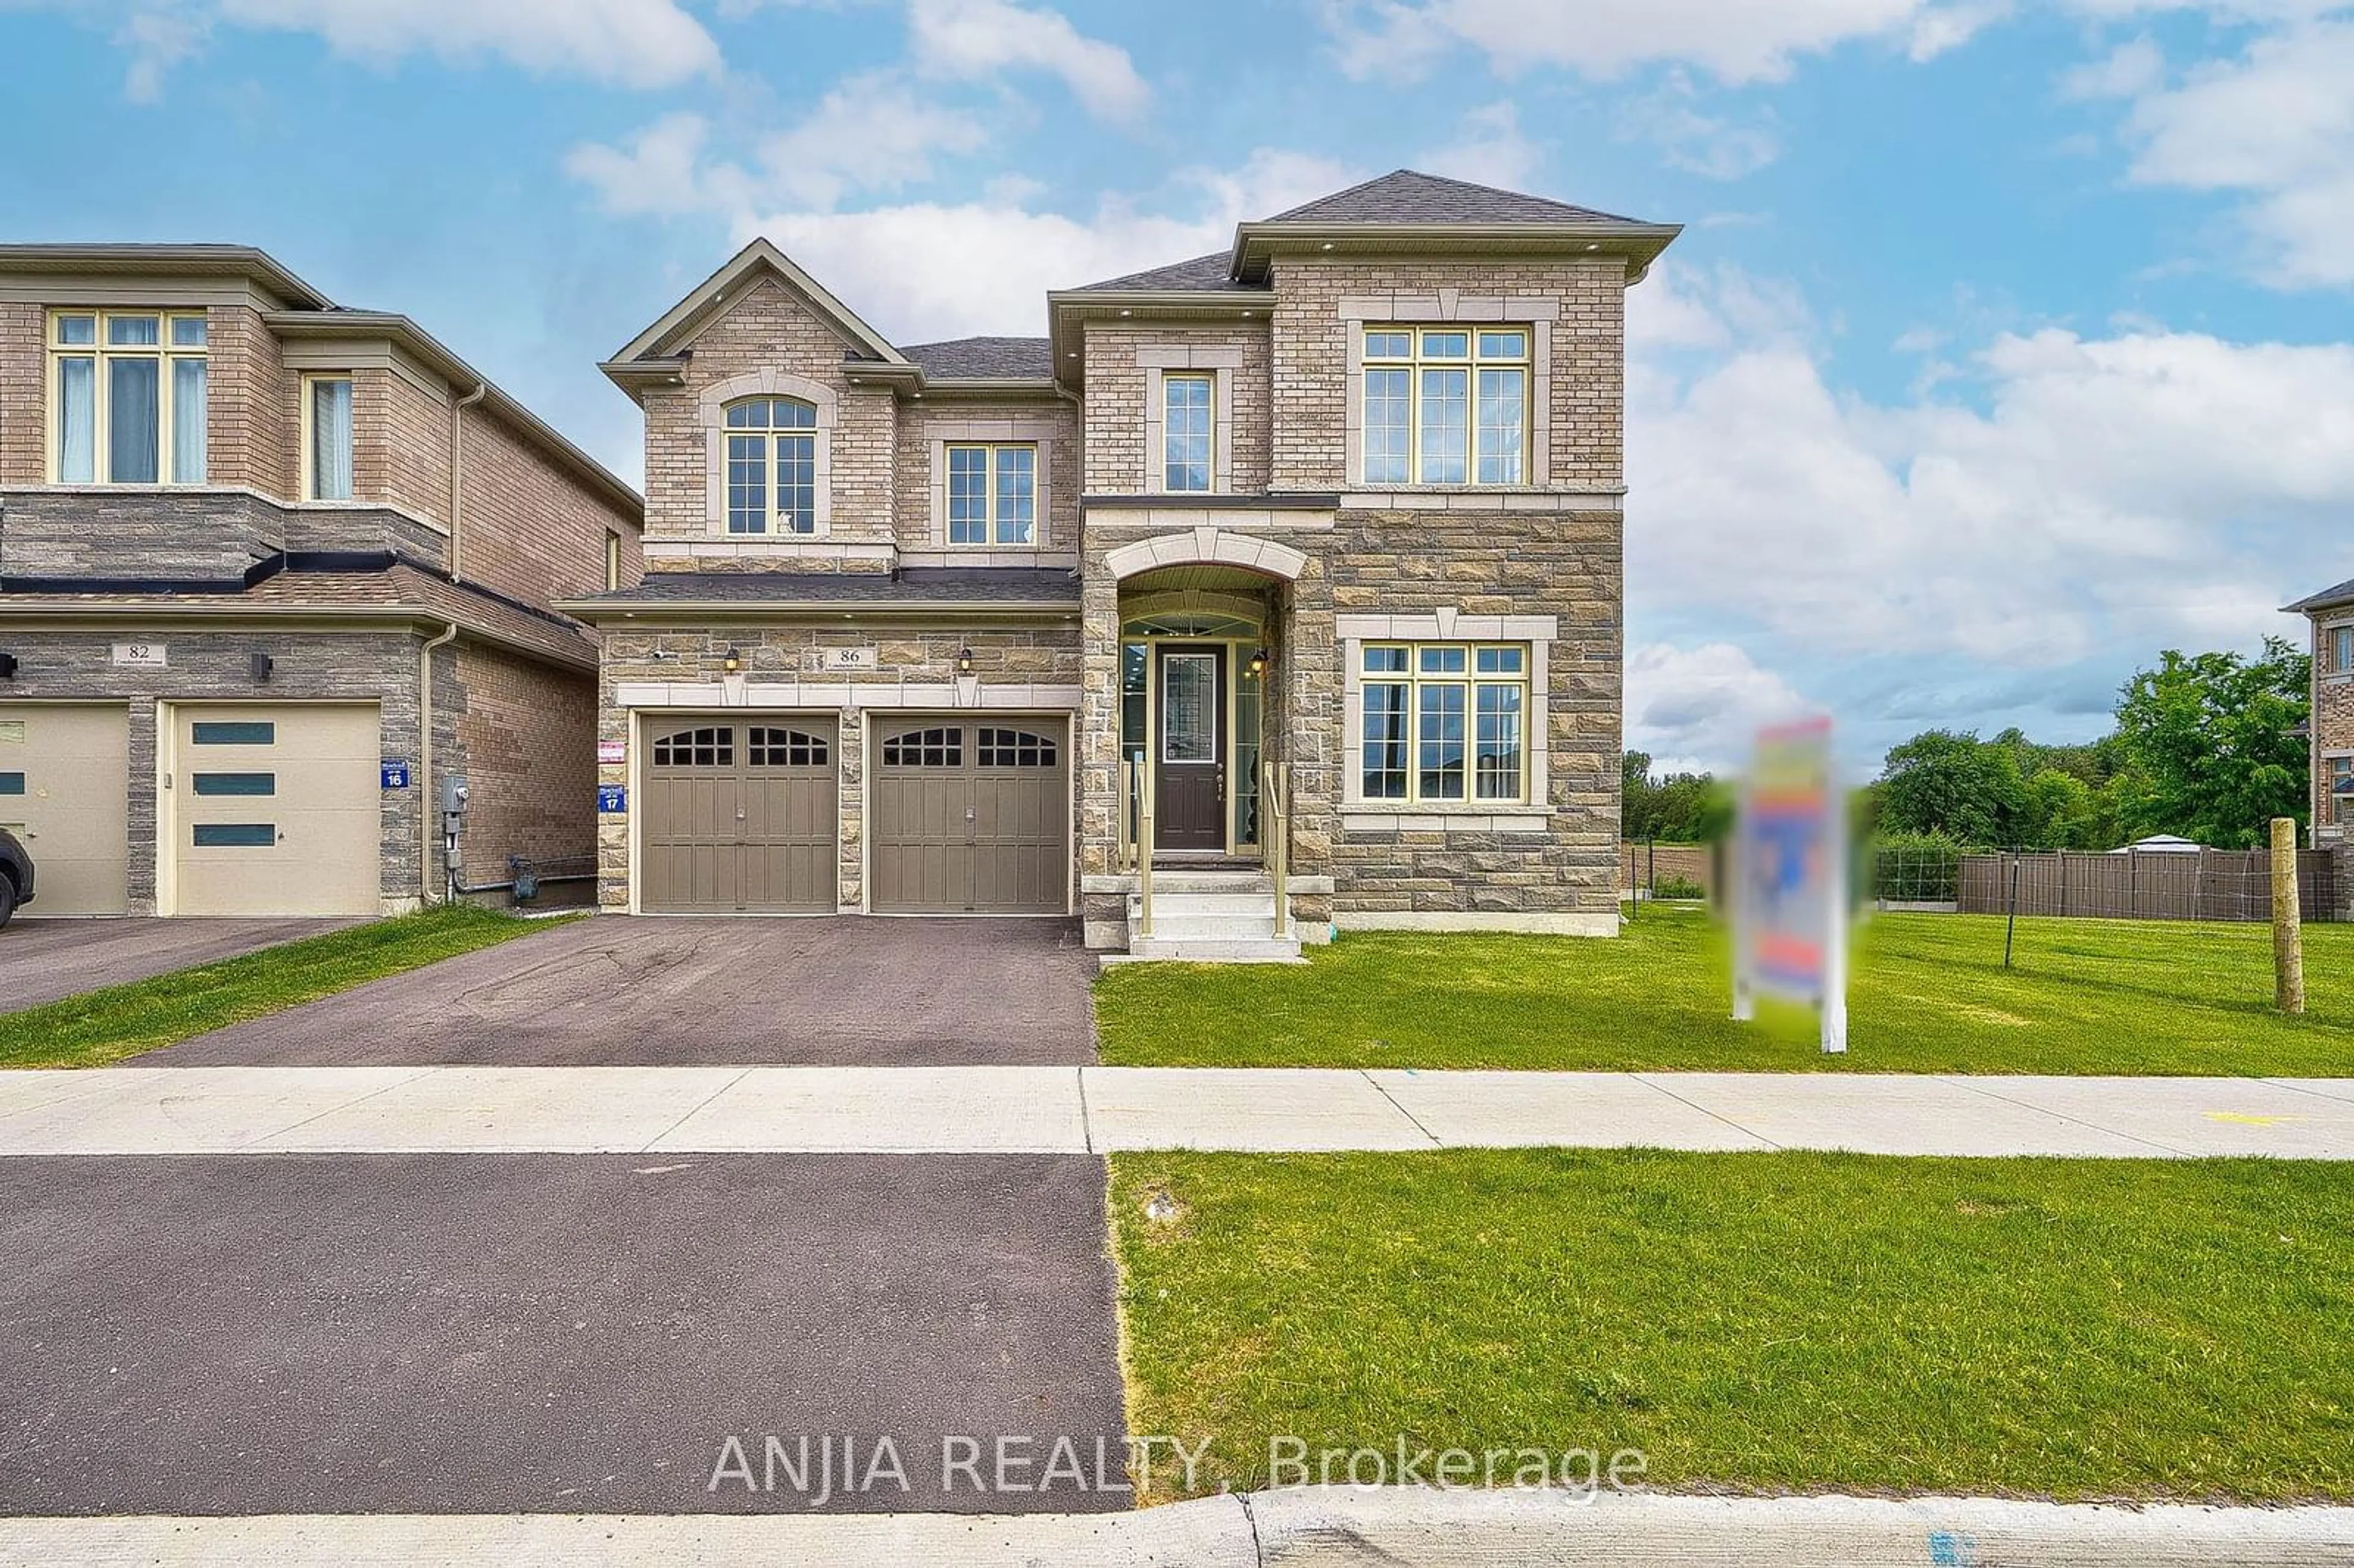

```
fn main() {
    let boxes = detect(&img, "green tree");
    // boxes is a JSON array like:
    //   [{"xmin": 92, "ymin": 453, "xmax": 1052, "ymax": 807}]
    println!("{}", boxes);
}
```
[
  {"xmin": 2022, "ymin": 767, "xmax": 2098, "ymax": 850},
  {"xmin": 2109, "ymin": 637, "xmax": 2310, "ymax": 848},
  {"xmin": 1876, "ymin": 729, "xmax": 2028, "ymax": 847}
]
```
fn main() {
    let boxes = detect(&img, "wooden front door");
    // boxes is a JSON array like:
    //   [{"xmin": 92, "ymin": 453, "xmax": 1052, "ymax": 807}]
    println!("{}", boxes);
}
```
[{"xmin": 1154, "ymin": 645, "xmax": 1225, "ymax": 850}]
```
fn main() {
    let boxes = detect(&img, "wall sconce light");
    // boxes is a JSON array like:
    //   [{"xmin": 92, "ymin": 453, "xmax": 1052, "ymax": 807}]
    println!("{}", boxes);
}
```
[
  {"xmin": 1246, "ymin": 647, "xmax": 1271, "ymax": 678},
  {"xmin": 250, "ymin": 652, "xmax": 274, "ymax": 683},
  {"xmin": 722, "ymin": 645, "xmax": 744, "ymax": 674},
  {"xmin": 0, "ymin": 652, "xmax": 16, "ymax": 679},
  {"xmin": 956, "ymin": 646, "xmax": 975, "ymax": 675}
]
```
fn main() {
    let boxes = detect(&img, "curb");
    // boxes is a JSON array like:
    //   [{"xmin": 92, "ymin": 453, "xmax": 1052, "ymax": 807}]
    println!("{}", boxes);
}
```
[{"xmin": 6, "ymin": 1491, "xmax": 2354, "ymax": 1566}]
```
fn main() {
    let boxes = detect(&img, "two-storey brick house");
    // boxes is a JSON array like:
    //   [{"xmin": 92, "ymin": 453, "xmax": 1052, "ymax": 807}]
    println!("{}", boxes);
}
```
[
  {"xmin": 563, "ymin": 171, "xmax": 1677, "ymax": 956},
  {"xmin": 2288, "ymin": 575, "xmax": 2354, "ymax": 845},
  {"xmin": 0, "ymin": 245, "xmax": 642, "ymax": 918}
]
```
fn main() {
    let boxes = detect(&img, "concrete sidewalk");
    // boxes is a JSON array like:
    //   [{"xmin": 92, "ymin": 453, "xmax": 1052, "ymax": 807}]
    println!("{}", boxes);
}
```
[
  {"xmin": 5, "ymin": 1491, "xmax": 2350, "ymax": 1566},
  {"xmin": 3, "ymin": 1066, "xmax": 2350, "ymax": 1157}
]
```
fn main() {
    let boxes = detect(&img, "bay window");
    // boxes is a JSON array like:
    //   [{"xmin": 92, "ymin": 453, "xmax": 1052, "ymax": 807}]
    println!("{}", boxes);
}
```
[
  {"xmin": 50, "ymin": 310, "xmax": 208, "ymax": 484},
  {"xmin": 1360, "ymin": 643, "xmax": 1529, "ymax": 803},
  {"xmin": 946, "ymin": 442, "xmax": 1037, "ymax": 545},
  {"xmin": 1362, "ymin": 327, "xmax": 1528, "ymax": 486}
]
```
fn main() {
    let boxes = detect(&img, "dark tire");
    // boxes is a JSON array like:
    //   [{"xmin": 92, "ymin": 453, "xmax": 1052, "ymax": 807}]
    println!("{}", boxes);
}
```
[{"xmin": 0, "ymin": 877, "xmax": 15, "ymax": 930}]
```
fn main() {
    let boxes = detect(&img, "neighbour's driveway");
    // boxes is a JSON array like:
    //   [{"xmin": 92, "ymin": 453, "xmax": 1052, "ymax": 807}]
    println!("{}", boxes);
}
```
[
  {"xmin": 1, "ymin": 918, "xmax": 352, "ymax": 1014},
  {"xmin": 147, "ymin": 916, "xmax": 1098, "ymax": 1067},
  {"xmin": 0, "ymin": 1152, "xmax": 1127, "ymax": 1513}
]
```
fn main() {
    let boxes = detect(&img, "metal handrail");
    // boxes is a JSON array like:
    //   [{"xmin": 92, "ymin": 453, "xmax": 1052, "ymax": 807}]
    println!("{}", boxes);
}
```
[
  {"xmin": 1260, "ymin": 757, "xmax": 1290, "ymax": 939},
  {"xmin": 1137, "ymin": 761, "xmax": 1155, "ymax": 939},
  {"xmin": 1118, "ymin": 757, "xmax": 1136, "ymax": 875}
]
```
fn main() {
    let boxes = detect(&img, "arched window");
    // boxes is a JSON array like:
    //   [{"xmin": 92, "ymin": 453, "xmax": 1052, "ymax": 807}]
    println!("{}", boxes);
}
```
[{"xmin": 723, "ymin": 397, "xmax": 818, "ymax": 535}]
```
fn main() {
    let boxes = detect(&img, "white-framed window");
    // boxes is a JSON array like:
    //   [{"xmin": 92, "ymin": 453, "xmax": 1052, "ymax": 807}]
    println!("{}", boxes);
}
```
[
  {"xmin": 2331, "ymin": 625, "xmax": 2353, "ymax": 674},
  {"xmin": 1362, "ymin": 326, "xmax": 1528, "ymax": 486},
  {"xmin": 300, "ymin": 373, "xmax": 354, "ymax": 501},
  {"xmin": 1163, "ymin": 372, "xmax": 1213, "ymax": 493},
  {"xmin": 1359, "ymin": 642, "xmax": 1528, "ymax": 803},
  {"xmin": 48, "ymin": 309, "xmax": 208, "ymax": 484},
  {"xmin": 2332, "ymin": 756, "xmax": 2353, "ymax": 826},
  {"xmin": 723, "ymin": 396, "xmax": 818, "ymax": 535},
  {"xmin": 945, "ymin": 442, "xmax": 1037, "ymax": 545}
]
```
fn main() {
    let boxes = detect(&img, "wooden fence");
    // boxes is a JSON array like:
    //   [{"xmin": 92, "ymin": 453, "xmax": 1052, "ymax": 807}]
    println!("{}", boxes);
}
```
[{"xmin": 1956, "ymin": 850, "xmax": 2341, "ymax": 923}]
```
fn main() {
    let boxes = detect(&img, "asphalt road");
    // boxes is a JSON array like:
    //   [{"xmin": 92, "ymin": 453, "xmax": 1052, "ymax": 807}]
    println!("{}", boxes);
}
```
[
  {"xmin": 0, "ymin": 918, "xmax": 351, "ymax": 1013},
  {"xmin": 0, "ymin": 1152, "xmax": 1129, "ymax": 1515},
  {"xmin": 146, "ymin": 916, "xmax": 1099, "ymax": 1067}
]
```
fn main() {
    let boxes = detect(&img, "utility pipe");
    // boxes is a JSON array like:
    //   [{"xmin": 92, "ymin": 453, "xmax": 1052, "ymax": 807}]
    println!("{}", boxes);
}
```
[
  {"xmin": 449, "ymin": 381, "xmax": 487, "ymax": 582},
  {"xmin": 418, "ymin": 620, "xmax": 458, "ymax": 905}
]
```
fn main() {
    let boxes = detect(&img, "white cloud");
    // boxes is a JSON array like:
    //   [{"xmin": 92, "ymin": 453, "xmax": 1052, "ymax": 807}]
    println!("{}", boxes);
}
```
[
  {"xmin": 906, "ymin": 0, "xmax": 1149, "ymax": 121},
  {"xmin": 2070, "ymin": 14, "xmax": 2354, "ymax": 286},
  {"xmin": 1418, "ymin": 101, "xmax": 1544, "ymax": 188},
  {"xmin": 1626, "ymin": 641, "xmax": 1811, "ymax": 769},
  {"xmin": 1320, "ymin": 0, "xmax": 2003, "ymax": 85},
  {"xmin": 115, "ymin": 6, "xmax": 208, "ymax": 101},
  {"xmin": 1626, "ymin": 265, "xmax": 2354, "ymax": 668},
  {"xmin": 217, "ymin": 0, "xmax": 718, "ymax": 86},
  {"xmin": 1617, "ymin": 70, "xmax": 1781, "ymax": 178},
  {"xmin": 737, "ymin": 150, "xmax": 1360, "ymax": 341}
]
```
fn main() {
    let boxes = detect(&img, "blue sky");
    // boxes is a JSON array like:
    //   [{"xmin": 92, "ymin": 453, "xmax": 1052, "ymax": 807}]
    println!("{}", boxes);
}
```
[{"xmin": 5, "ymin": 0, "xmax": 2350, "ymax": 774}]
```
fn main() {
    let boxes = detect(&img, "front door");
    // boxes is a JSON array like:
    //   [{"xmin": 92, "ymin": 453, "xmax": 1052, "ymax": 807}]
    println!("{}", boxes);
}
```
[{"xmin": 1154, "ymin": 645, "xmax": 1225, "ymax": 850}]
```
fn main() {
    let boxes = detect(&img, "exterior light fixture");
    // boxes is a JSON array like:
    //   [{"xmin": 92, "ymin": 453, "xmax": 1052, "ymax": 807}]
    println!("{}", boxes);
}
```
[
  {"xmin": 251, "ymin": 652, "xmax": 274, "ymax": 683},
  {"xmin": 1246, "ymin": 647, "xmax": 1270, "ymax": 678},
  {"xmin": 956, "ymin": 646, "xmax": 975, "ymax": 674},
  {"xmin": 722, "ymin": 645, "xmax": 744, "ymax": 674},
  {"xmin": 0, "ymin": 652, "xmax": 16, "ymax": 679}
]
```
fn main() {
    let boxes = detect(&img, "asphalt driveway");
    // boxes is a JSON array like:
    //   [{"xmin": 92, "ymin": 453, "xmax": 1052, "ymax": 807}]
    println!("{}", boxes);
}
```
[
  {"xmin": 145, "ymin": 916, "xmax": 1097, "ymax": 1067},
  {"xmin": 0, "ymin": 1152, "xmax": 1127, "ymax": 1514},
  {"xmin": 0, "ymin": 917, "xmax": 352, "ymax": 1014}
]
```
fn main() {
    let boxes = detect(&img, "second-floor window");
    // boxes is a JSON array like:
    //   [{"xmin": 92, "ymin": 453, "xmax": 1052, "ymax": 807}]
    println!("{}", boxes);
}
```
[
  {"xmin": 724, "ymin": 396, "xmax": 818, "ymax": 535},
  {"xmin": 947, "ymin": 443, "xmax": 1036, "ymax": 546},
  {"xmin": 303, "ymin": 375, "xmax": 354, "ymax": 501},
  {"xmin": 2333, "ymin": 757, "xmax": 2353, "ymax": 825},
  {"xmin": 1363, "ymin": 327, "xmax": 1528, "ymax": 486},
  {"xmin": 1360, "ymin": 642, "xmax": 1529, "ymax": 804},
  {"xmin": 50, "ymin": 310, "xmax": 207, "ymax": 485},
  {"xmin": 1163, "ymin": 373, "xmax": 1213, "ymax": 492},
  {"xmin": 2333, "ymin": 626, "xmax": 2353, "ymax": 674}
]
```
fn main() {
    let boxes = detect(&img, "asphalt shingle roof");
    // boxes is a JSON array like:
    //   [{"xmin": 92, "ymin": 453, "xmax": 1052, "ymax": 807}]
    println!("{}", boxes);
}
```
[
  {"xmin": 575, "ymin": 568, "xmax": 1081, "ymax": 607},
  {"xmin": 2285, "ymin": 576, "xmax": 2354, "ymax": 613},
  {"xmin": 1263, "ymin": 169, "xmax": 1645, "ymax": 226},
  {"xmin": 897, "ymin": 336, "xmax": 1055, "ymax": 379},
  {"xmin": 1071, "ymin": 251, "xmax": 1254, "ymax": 294}
]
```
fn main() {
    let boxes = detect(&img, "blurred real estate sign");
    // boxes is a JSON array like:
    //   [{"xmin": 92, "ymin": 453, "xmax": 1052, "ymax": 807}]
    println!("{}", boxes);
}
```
[{"xmin": 1734, "ymin": 716, "xmax": 1848, "ymax": 1054}]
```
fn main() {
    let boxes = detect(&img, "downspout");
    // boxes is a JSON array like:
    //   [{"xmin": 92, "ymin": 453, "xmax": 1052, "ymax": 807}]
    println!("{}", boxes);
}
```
[
  {"xmin": 449, "ymin": 381, "xmax": 487, "ymax": 584},
  {"xmin": 419, "ymin": 620, "xmax": 459, "ymax": 906}
]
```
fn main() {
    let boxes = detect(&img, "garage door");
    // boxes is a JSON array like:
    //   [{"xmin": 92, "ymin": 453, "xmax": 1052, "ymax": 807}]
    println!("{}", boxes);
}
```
[
  {"xmin": 169, "ymin": 703, "xmax": 381, "ymax": 917},
  {"xmin": 0, "ymin": 702, "xmax": 129, "ymax": 915},
  {"xmin": 871, "ymin": 719, "xmax": 1068, "ymax": 914},
  {"xmin": 641, "ymin": 717, "xmax": 838, "ymax": 913}
]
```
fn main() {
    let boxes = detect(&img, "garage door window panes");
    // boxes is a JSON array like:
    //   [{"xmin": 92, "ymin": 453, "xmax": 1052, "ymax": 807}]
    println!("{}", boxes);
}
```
[
  {"xmin": 192, "ymin": 772, "xmax": 275, "ymax": 796},
  {"xmin": 0, "ymin": 773, "xmax": 21, "ymax": 796},
  {"xmin": 883, "ymin": 727, "xmax": 962, "ymax": 766},
  {"xmin": 978, "ymin": 728, "xmax": 1057, "ymax": 767},
  {"xmin": 194, "ymin": 823, "xmax": 275, "ymax": 847},
  {"xmin": 192, "ymin": 721, "xmax": 275, "ymax": 746},
  {"xmin": 652, "ymin": 726, "xmax": 732, "ymax": 766},
  {"xmin": 749, "ymin": 727, "xmax": 828, "ymax": 766}
]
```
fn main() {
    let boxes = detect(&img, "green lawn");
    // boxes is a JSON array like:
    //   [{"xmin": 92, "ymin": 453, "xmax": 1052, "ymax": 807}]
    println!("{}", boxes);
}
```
[
  {"xmin": 1096, "ymin": 908, "xmax": 2354, "ymax": 1075},
  {"xmin": 1110, "ymin": 1149, "xmax": 2354, "ymax": 1504},
  {"xmin": 0, "ymin": 905, "xmax": 565, "ymax": 1068}
]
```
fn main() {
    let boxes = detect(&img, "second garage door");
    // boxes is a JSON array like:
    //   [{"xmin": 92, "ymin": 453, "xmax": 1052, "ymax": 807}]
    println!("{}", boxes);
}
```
[
  {"xmin": 0, "ymin": 702, "xmax": 130, "ymax": 915},
  {"xmin": 871, "ymin": 718, "xmax": 1068, "ymax": 915},
  {"xmin": 641, "ymin": 717, "xmax": 839, "ymax": 913},
  {"xmin": 168, "ymin": 702, "xmax": 382, "ymax": 917}
]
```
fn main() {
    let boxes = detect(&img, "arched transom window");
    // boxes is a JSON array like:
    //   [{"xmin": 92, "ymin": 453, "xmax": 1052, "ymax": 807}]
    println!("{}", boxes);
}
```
[{"xmin": 724, "ymin": 397, "xmax": 818, "ymax": 535}]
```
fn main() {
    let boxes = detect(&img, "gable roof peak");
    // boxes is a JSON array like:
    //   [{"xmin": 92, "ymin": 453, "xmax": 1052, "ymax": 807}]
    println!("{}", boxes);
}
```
[
  {"xmin": 604, "ymin": 236, "xmax": 909, "ymax": 383},
  {"xmin": 1260, "ymin": 167, "xmax": 1647, "ymax": 227}
]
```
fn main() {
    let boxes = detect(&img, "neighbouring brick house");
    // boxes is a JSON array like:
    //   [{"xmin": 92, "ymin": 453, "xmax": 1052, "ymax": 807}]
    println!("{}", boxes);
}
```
[
  {"xmin": 560, "ymin": 171, "xmax": 1677, "ymax": 957},
  {"xmin": 0, "ymin": 245, "xmax": 642, "ymax": 917},
  {"xmin": 2289, "ymin": 575, "xmax": 2354, "ymax": 847}
]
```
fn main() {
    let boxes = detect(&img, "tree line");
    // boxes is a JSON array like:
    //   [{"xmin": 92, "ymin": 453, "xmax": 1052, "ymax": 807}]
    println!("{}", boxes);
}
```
[{"xmin": 1625, "ymin": 637, "xmax": 2312, "ymax": 853}]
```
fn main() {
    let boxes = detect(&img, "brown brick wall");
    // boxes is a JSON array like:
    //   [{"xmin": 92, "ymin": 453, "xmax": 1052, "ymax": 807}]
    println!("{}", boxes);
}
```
[
  {"xmin": 1078, "ymin": 321, "xmax": 1272, "ymax": 494},
  {"xmin": 891, "ymin": 398, "xmax": 1081, "ymax": 550},
  {"xmin": 457, "ymin": 402, "xmax": 641, "ymax": 606},
  {"xmin": 452, "ymin": 638, "xmax": 600, "ymax": 884},
  {"xmin": 0, "ymin": 301, "xmax": 41, "ymax": 485},
  {"xmin": 209, "ymin": 304, "xmax": 292, "ymax": 497}
]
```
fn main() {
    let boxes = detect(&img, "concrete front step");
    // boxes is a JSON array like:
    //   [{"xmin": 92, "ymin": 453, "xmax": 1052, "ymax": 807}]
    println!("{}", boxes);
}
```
[
  {"xmin": 1129, "ymin": 870, "xmax": 1274, "ymax": 894},
  {"xmin": 1115, "ymin": 934, "xmax": 1305, "ymax": 964},
  {"xmin": 1125, "ymin": 891, "xmax": 1276, "ymax": 916},
  {"xmin": 1131, "ymin": 913, "xmax": 1280, "ymax": 942}
]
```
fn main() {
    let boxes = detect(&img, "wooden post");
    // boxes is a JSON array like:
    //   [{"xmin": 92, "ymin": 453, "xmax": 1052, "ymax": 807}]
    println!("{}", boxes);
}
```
[{"xmin": 2272, "ymin": 816, "xmax": 2305, "ymax": 1014}]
